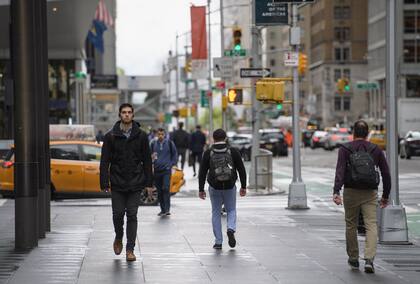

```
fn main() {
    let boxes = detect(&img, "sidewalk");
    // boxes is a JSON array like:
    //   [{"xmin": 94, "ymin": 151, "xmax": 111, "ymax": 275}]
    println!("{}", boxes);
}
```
[{"xmin": 2, "ymin": 184, "xmax": 420, "ymax": 283}]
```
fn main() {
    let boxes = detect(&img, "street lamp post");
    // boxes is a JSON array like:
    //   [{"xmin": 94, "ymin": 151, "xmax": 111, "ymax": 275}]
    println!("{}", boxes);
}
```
[
  {"xmin": 208, "ymin": 0, "xmax": 214, "ymax": 139},
  {"xmin": 379, "ymin": 0, "xmax": 409, "ymax": 244},
  {"xmin": 287, "ymin": 4, "xmax": 308, "ymax": 210}
]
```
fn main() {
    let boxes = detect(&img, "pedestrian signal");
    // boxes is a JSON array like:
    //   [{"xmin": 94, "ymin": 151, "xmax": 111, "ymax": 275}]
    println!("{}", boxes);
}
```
[
  {"xmin": 298, "ymin": 53, "xmax": 307, "ymax": 76},
  {"xmin": 228, "ymin": 88, "xmax": 243, "ymax": 104}
]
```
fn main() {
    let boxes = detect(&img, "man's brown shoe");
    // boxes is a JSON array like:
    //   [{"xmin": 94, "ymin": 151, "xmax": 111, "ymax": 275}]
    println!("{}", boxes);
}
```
[
  {"xmin": 113, "ymin": 239, "xmax": 123, "ymax": 255},
  {"xmin": 126, "ymin": 250, "xmax": 136, "ymax": 261}
]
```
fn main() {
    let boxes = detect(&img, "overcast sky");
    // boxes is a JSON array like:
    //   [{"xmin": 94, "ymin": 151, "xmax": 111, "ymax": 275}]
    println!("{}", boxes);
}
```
[{"xmin": 116, "ymin": 0, "xmax": 221, "ymax": 76}]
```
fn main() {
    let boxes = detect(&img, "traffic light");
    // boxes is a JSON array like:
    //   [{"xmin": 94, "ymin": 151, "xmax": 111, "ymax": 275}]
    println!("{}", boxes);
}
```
[
  {"xmin": 227, "ymin": 88, "xmax": 243, "ymax": 104},
  {"xmin": 184, "ymin": 55, "xmax": 192, "ymax": 73},
  {"xmin": 233, "ymin": 27, "xmax": 242, "ymax": 51},
  {"xmin": 337, "ymin": 78, "xmax": 350, "ymax": 94},
  {"xmin": 276, "ymin": 104, "xmax": 283, "ymax": 110},
  {"xmin": 298, "ymin": 53, "xmax": 308, "ymax": 76},
  {"xmin": 256, "ymin": 80, "xmax": 285, "ymax": 103},
  {"xmin": 179, "ymin": 107, "xmax": 188, "ymax": 118}
]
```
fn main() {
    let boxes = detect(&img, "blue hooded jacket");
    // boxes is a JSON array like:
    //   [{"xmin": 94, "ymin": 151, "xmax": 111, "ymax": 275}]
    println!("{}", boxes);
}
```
[{"xmin": 151, "ymin": 139, "xmax": 178, "ymax": 173}]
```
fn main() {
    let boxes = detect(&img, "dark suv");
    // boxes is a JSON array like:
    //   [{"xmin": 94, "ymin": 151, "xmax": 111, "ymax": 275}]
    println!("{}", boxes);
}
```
[{"xmin": 260, "ymin": 130, "xmax": 288, "ymax": 157}]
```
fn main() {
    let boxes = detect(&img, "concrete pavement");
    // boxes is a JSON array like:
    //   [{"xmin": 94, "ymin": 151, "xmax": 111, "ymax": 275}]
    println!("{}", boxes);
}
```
[{"xmin": 2, "ymin": 172, "xmax": 420, "ymax": 283}]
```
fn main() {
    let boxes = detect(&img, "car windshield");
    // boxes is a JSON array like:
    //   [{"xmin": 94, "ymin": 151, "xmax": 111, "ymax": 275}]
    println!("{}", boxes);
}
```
[
  {"xmin": 262, "ymin": 132, "xmax": 284, "ymax": 139},
  {"xmin": 409, "ymin": 132, "xmax": 420, "ymax": 139},
  {"xmin": 3, "ymin": 149, "xmax": 14, "ymax": 161}
]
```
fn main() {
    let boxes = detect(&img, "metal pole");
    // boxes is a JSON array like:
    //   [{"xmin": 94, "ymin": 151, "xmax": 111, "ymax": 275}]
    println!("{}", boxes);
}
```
[
  {"xmin": 379, "ymin": 0, "xmax": 409, "ymax": 244},
  {"xmin": 185, "ymin": 46, "xmax": 189, "ymax": 132},
  {"xmin": 287, "ymin": 4, "xmax": 308, "ymax": 209},
  {"xmin": 175, "ymin": 34, "xmax": 180, "ymax": 110},
  {"xmin": 249, "ymin": 0, "xmax": 261, "ymax": 189},
  {"xmin": 11, "ymin": 0, "xmax": 39, "ymax": 249},
  {"xmin": 220, "ymin": 0, "xmax": 227, "ymax": 130},
  {"xmin": 208, "ymin": 0, "xmax": 214, "ymax": 138}
]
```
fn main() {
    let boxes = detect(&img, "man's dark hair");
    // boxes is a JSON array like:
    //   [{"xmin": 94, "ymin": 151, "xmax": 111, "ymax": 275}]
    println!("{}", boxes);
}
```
[
  {"xmin": 196, "ymin": 125, "xmax": 201, "ymax": 130},
  {"xmin": 119, "ymin": 103, "xmax": 134, "ymax": 114},
  {"xmin": 157, "ymin": 128, "xmax": 165, "ymax": 133},
  {"xmin": 213, "ymin": 128, "xmax": 226, "ymax": 142},
  {"xmin": 353, "ymin": 120, "xmax": 369, "ymax": 138},
  {"xmin": 178, "ymin": 122, "xmax": 184, "ymax": 129}
]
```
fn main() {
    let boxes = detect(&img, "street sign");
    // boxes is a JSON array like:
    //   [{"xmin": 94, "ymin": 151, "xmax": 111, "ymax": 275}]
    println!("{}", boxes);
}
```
[
  {"xmin": 191, "ymin": 59, "xmax": 208, "ymax": 80},
  {"xmin": 213, "ymin": 57, "xmax": 234, "ymax": 78},
  {"xmin": 255, "ymin": 0, "xmax": 288, "ymax": 26},
  {"xmin": 224, "ymin": 49, "xmax": 247, "ymax": 57},
  {"xmin": 356, "ymin": 81, "xmax": 379, "ymax": 90},
  {"xmin": 240, "ymin": 68, "xmax": 271, "ymax": 78},
  {"xmin": 200, "ymin": 90, "xmax": 209, "ymax": 107},
  {"xmin": 284, "ymin": 51, "xmax": 299, "ymax": 67}
]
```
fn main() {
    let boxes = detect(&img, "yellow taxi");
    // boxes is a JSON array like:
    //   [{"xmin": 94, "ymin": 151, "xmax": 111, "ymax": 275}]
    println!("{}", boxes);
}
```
[
  {"xmin": 0, "ymin": 140, "xmax": 184, "ymax": 205},
  {"xmin": 368, "ymin": 130, "xmax": 386, "ymax": 150}
]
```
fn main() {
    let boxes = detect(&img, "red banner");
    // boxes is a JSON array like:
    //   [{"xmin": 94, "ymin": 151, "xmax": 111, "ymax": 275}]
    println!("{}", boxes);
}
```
[{"xmin": 190, "ymin": 6, "xmax": 207, "ymax": 60}]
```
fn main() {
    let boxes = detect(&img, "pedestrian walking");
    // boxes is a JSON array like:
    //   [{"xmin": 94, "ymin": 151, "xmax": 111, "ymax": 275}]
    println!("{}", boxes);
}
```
[
  {"xmin": 171, "ymin": 122, "xmax": 190, "ymax": 169},
  {"xmin": 190, "ymin": 125, "xmax": 206, "ymax": 177},
  {"xmin": 198, "ymin": 129, "xmax": 247, "ymax": 250},
  {"xmin": 100, "ymin": 103, "xmax": 153, "ymax": 262},
  {"xmin": 151, "ymin": 128, "xmax": 178, "ymax": 216},
  {"xmin": 333, "ymin": 120, "xmax": 390, "ymax": 273}
]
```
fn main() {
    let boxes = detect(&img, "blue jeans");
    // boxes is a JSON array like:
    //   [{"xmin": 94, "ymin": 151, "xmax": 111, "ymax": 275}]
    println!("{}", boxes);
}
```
[
  {"xmin": 209, "ymin": 186, "xmax": 237, "ymax": 245},
  {"xmin": 154, "ymin": 170, "xmax": 171, "ymax": 213}
]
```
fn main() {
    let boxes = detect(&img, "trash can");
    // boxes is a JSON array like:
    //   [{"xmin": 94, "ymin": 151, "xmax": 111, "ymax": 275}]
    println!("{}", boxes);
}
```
[{"xmin": 254, "ymin": 149, "xmax": 273, "ymax": 191}]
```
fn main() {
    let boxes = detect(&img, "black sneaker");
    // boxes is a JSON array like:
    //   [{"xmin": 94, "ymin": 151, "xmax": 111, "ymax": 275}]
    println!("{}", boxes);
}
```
[
  {"xmin": 213, "ymin": 243, "xmax": 222, "ymax": 250},
  {"xmin": 157, "ymin": 211, "xmax": 165, "ymax": 216},
  {"xmin": 348, "ymin": 258, "xmax": 359, "ymax": 270},
  {"xmin": 364, "ymin": 259, "xmax": 375, "ymax": 274},
  {"xmin": 227, "ymin": 229, "xmax": 236, "ymax": 248},
  {"xmin": 165, "ymin": 212, "xmax": 171, "ymax": 216}
]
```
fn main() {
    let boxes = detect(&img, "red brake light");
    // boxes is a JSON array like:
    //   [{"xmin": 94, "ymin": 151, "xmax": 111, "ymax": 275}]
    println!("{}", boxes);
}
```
[
  {"xmin": 2, "ymin": 161, "xmax": 14, "ymax": 168},
  {"xmin": 313, "ymin": 137, "xmax": 319, "ymax": 142},
  {"xmin": 331, "ymin": 135, "xmax": 339, "ymax": 141}
]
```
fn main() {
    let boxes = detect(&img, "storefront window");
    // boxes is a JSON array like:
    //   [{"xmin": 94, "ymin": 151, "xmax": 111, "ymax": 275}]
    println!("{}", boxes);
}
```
[{"xmin": 406, "ymin": 76, "xmax": 420, "ymax": 97}]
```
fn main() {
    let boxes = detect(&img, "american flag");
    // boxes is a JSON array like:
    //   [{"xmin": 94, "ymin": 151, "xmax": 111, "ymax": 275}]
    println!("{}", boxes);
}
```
[{"xmin": 95, "ymin": 0, "xmax": 114, "ymax": 27}]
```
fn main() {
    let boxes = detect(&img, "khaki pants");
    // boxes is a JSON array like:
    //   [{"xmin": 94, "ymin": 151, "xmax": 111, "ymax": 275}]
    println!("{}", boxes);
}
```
[{"xmin": 343, "ymin": 188, "xmax": 378, "ymax": 260}]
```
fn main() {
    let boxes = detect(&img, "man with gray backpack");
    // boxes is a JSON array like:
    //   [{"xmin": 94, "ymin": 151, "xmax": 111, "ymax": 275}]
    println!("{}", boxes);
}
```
[
  {"xmin": 333, "ymin": 120, "xmax": 391, "ymax": 274},
  {"xmin": 198, "ymin": 129, "xmax": 247, "ymax": 249}
]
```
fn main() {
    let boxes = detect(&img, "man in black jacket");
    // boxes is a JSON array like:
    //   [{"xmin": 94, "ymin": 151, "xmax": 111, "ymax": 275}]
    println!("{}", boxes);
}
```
[
  {"xmin": 190, "ymin": 125, "xmax": 206, "ymax": 176},
  {"xmin": 100, "ymin": 103, "xmax": 153, "ymax": 262},
  {"xmin": 198, "ymin": 129, "xmax": 247, "ymax": 249},
  {"xmin": 171, "ymin": 122, "xmax": 189, "ymax": 169}
]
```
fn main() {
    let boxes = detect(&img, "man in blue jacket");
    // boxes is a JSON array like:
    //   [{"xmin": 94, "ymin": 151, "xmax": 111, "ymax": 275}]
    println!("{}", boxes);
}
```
[{"xmin": 151, "ymin": 128, "xmax": 178, "ymax": 216}]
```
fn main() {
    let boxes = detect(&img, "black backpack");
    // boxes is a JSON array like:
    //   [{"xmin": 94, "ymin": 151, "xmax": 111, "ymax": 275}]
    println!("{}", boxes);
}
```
[
  {"xmin": 209, "ymin": 146, "xmax": 236, "ymax": 182},
  {"xmin": 341, "ymin": 143, "xmax": 380, "ymax": 189}
]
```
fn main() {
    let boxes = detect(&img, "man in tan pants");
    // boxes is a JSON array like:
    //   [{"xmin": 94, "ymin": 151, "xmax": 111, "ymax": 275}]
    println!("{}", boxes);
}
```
[{"xmin": 333, "ymin": 120, "xmax": 390, "ymax": 273}]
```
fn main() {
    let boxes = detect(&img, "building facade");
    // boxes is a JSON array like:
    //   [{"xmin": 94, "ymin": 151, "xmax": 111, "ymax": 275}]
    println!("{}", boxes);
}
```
[
  {"xmin": 308, "ymin": 0, "xmax": 369, "ymax": 127},
  {"xmin": 0, "ymin": 0, "xmax": 117, "ymax": 138},
  {"xmin": 368, "ymin": 0, "xmax": 420, "ymax": 127}
]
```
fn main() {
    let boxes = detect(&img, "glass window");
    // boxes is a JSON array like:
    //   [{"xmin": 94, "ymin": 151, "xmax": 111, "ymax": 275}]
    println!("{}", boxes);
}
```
[
  {"xmin": 404, "ymin": 10, "xmax": 416, "ymax": 33},
  {"xmin": 343, "ymin": 97, "xmax": 351, "ymax": 111},
  {"xmin": 334, "ymin": 69, "xmax": 341, "ymax": 81},
  {"xmin": 335, "ymin": 48, "xmax": 342, "ymax": 60},
  {"xmin": 404, "ymin": 40, "xmax": 416, "ymax": 62},
  {"xmin": 343, "ymin": 48, "xmax": 350, "ymax": 61},
  {"xmin": 342, "ymin": 7, "xmax": 351, "ymax": 19},
  {"xmin": 334, "ymin": 27, "xmax": 350, "ymax": 41},
  {"xmin": 334, "ymin": 97, "xmax": 341, "ymax": 111},
  {"xmin": 334, "ymin": 6, "xmax": 351, "ymax": 19},
  {"xmin": 343, "ymin": 69, "xmax": 351, "ymax": 79},
  {"xmin": 404, "ymin": 0, "xmax": 416, "ymax": 4},
  {"xmin": 406, "ymin": 76, "xmax": 420, "ymax": 97},
  {"xmin": 50, "ymin": 144, "xmax": 80, "ymax": 160},
  {"xmin": 82, "ymin": 145, "xmax": 102, "ymax": 161}
]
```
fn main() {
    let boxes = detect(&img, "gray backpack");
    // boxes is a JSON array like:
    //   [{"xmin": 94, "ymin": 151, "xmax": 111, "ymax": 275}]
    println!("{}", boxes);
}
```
[{"xmin": 209, "ymin": 146, "xmax": 235, "ymax": 182}]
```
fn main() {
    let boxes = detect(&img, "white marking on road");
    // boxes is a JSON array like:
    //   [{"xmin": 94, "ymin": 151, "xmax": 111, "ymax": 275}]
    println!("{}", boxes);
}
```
[
  {"xmin": 404, "ymin": 206, "xmax": 420, "ymax": 214},
  {"xmin": 0, "ymin": 199, "xmax": 7, "ymax": 207}
]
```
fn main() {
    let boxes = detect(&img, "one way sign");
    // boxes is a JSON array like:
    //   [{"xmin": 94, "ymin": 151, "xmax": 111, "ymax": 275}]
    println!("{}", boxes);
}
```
[{"xmin": 240, "ymin": 68, "xmax": 271, "ymax": 78}]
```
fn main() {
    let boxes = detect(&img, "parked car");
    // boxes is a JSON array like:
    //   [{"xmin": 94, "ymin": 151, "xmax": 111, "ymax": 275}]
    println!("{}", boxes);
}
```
[
  {"xmin": 310, "ymin": 130, "xmax": 328, "ymax": 149},
  {"xmin": 368, "ymin": 130, "xmax": 386, "ymax": 150},
  {"xmin": 229, "ymin": 134, "xmax": 252, "ymax": 161},
  {"xmin": 399, "ymin": 131, "xmax": 420, "ymax": 159},
  {"xmin": 260, "ymin": 129, "xmax": 288, "ymax": 157},
  {"xmin": 0, "ymin": 141, "xmax": 184, "ymax": 205},
  {"xmin": 323, "ymin": 128, "xmax": 353, "ymax": 150}
]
